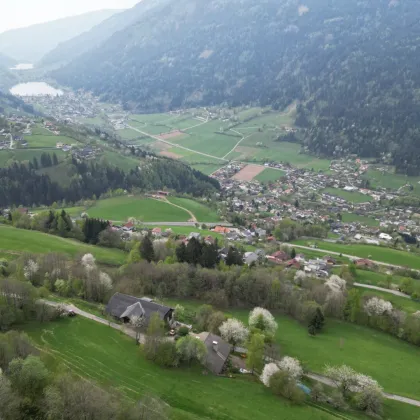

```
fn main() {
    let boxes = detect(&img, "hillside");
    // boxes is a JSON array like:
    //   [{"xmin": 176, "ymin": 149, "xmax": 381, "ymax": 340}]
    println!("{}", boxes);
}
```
[
  {"xmin": 0, "ymin": 9, "xmax": 122, "ymax": 63},
  {"xmin": 41, "ymin": 0, "xmax": 170, "ymax": 67},
  {"xmin": 0, "ymin": 52, "xmax": 16, "ymax": 68},
  {"xmin": 52, "ymin": 0, "xmax": 420, "ymax": 175},
  {"xmin": 0, "ymin": 90, "xmax": 33, "ymax": 114}
]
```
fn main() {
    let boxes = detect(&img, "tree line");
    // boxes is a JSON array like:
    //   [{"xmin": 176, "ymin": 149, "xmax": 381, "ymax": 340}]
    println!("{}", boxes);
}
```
[{"xmin": 0, "ymin": 156, "xmax": 219, "ymax": 208}]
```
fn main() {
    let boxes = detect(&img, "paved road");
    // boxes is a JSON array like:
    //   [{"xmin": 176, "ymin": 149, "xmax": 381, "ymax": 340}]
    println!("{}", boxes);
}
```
[
  {"xmin": 353, "ymin": 283, "xmax": 411, "ymax": 298},
  {"xmin": 306, "ymin": 373, "xmax": 420, "ymax": 407},
  {"xmin": 141, "ymin": 222, "xmax": 232, "ymax": 227}
]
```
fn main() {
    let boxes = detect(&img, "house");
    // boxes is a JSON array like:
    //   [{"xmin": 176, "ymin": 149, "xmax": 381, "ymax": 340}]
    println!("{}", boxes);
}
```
[
  {"xmin": 106, "ymin": 293, "xmax": 174, "ymax": 324},
  {"xmin": 244, "ymin": 252, "xmax": 259, "ymax": 265},
  {"xmin": 355, "ymin": 258, "xmax": 375, "ymax": 268},
  {"xmin": 196, "ymin": 332, "xmax": 231, "ymax": 375},
  {"xmin": 213, "ymin": 226, "xmax": 231, "ymax": 234},
  {"xmin": 285, "ymin": 259, "xmax": 302, "ymax": 269},
  {"xmin": 379, "ymin": 233, "xmax": 392, "ymax": 241},
  {"xmin": 271, "ymin": 250, "xmax": 289, "ymax": 262},
  {"xmin": 152, "ymin": 227, "xmax": 162, "ymax": 237},
  {"xmin": 123, "ymin": 221, "xmax": 135, "ymax": 231},
  {"xmin": 188, "ymin": 232, "xmax": 201, "ymax": 240}
]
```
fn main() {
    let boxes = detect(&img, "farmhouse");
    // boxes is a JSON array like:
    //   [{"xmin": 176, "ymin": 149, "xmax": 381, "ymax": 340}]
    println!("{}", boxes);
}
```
[
  {"xmin": 106, "ymin": 293, "xmax": 174, "ymax": 324},
  {"xmin": 196, "ymin": 332, "xmax": 232, "ymax": 375}
]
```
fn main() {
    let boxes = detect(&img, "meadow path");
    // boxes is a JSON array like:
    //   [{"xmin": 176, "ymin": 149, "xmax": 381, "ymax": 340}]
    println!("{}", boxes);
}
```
[
  {"xmin": 152, "ymin": 197, "xmax": 197, "ymax": 222},
  {"xmin": 353, "ymin": 283, "xmax": 411, "ymax": 298}
]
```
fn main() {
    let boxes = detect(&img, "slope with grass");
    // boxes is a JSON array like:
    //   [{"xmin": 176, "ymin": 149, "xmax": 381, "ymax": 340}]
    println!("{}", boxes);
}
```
[
  {"xmin": 163, "ymin": 299, "xmax": 420, "ymax": 400},
  {"xmin": 24, "ymin": 317, "xmax": 342, "ymax": 420},
  {"xmin": 0, "ymin": 225, "xmax": 125, "ymax": 265},
  {"xmin": 254, "ymin": 168, "xmax": 286, "ymax": 183},
  {"xmin": 167, "ymin": 197, "xmax": 219, "ymax": 222},
  {"xmin": 323, "ymin": 188, "xmax": 372, "ymax": 204},
  {"xmin": 340, "ymin": 213, "xmax": 379, "ymax": 227},
  {"xmin": 75, "ymin": 196, "xmax": 191, "ymax": 223},
  {"xmin": 291, "ymin": 240, "xmax": 420, "ymax": 270}
]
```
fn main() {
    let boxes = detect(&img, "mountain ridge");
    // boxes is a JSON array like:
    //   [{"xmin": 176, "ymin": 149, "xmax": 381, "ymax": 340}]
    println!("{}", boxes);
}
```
[{"xmin": 0, "ymin": 9, "xmax": 123, "ymax": 63}]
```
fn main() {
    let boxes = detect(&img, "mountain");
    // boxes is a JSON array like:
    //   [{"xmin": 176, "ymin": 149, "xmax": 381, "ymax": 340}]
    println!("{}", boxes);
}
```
[
  {"xmin": 41, "ymin": 0, "xmax": 170, "ymax": 67},
  {"xmin": 0, "ymin": 9, "xmax": 122, "ymax": 63},
  {"xmin": 52, "ymin": 0, "xmax": 420, "ymax": 175},
  {"xmin": 0, "ymin": 53, "xmax": 16, "ymax": 68},
  {"xmin": 0, "ymin": 90, "xmax": 34, "ymax": 115}
]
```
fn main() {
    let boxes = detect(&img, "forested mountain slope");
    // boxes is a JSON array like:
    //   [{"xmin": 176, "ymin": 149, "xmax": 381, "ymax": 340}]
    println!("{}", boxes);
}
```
[
  {"xmin": 0, "ymin": 53, "xmax": 16, "ymax": 68},
  {"xmin": 52, "ymin": 0, "xmax": 420, "ymax": 175},
  {"xmin": 0, "ymin": 9, "xmax": 121, "ymax": 63},
  {"xmin": 41, "ymin": 0, "xmax": 171, "ymax": 67}
]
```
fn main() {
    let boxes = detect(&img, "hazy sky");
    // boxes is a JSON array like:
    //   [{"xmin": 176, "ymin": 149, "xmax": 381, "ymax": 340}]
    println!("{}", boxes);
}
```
[{"xmin": 0, "ymin": 0, "xmax": 140, "ymax": 33}]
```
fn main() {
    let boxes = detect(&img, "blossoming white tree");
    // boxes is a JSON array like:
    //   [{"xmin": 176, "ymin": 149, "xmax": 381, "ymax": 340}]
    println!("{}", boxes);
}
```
[
  {"xmin": 249, "ymin": 307, "xmax": 278, "ymax": 335},
  {"xmin": 278, "ymin": 356, "xmax": 303, "ymax": 379},
  {"xmin": 99, "ymin": 272, "xmax": 113, "ymax": 292},
  {"xmin": 260, "ymin": 363, "xmax": 280, "ymax": 387},
  {"xmin": 325, "ymin": 275, "xmax": 346, "ymax": 293},
  {"xmin": 81, "ymin": 253, "xmax": 96, "ymax": 271},
  {"xmin": 23, "ymin": 259, "xmax": 39, "ymax": 282},
  {"xmin": 364, "ymin": 297, "xmax": 393, "ymax": 316},
  {"xmin": 294, "ymin": 270, "xmax": 306, "ymax": 285},
  {"xmin": 219, "ymin": 318, "xmax": 249, "ymax": 351}
]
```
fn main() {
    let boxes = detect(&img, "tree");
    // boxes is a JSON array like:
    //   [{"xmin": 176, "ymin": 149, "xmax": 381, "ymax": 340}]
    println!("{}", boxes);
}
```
[
  {"xmin": 324, "ymin": 365, "xmax": 358, "ymax": 397},
  {"xmin": 308, "ymin": 308, "xmax": 325, "ymax": 336},
  {"xmin": 144, "ymin": 313, "xmax": 164, "ymax": 360},
  {"xmin": 186, "ymin": 237, "xmax": 202, "ymax": 265},
  {"xmin": 176, "ymin": 336, "xmax": 207, "ymax": 365},
  {"xmin": 175, "ymin": 242, "xmax": 187, "ymax": 263},
  {"xmin": 8, "ymin": 356, "xmax": 49, "ymax": 402},
  {"xmin": 269, "ymin": 370, "xmax": 305, "ymax": 404},
  {"xmin": 0, "ymin": 375, "xmax": 20, "ymax": 420},
  {"xmin": 140, "ymin": 235, "xmax": 155, "ymax": 263},
  {"xmin": 291, "ymin": 248, "xmax": 296, "ymax": 259},
  {"xmin": 128, "ymin": 242, "xmax": 142, "ymax": 264},
  {"xmin": 249, "ymin": 307, "xmax": 278, "ymax": 335},
  {"xmin": 154, "ymin": 341, "xmax": 178, "ymax": 368},
  {"xmin": 225, "ymin": 246, "xmax": 243, "ymax": 266},
  {"xmin": 246, "ymin": 333, "xmax": 265, "ymax": 374},
  {"xmin": 208, "ymin": 311, "xmax": 225, "ymax": 334},
  {"xmin": 219, "ymin": 318, "xmax": 249, "ymax": 351},
  {"xmin": 130, "ymin": 315, "xmax": 146, "ymax": 344},
  {"xmin": 354, "ymin": 385, "xmax": 384, "ymax": 416},
  {"xmin": 260, "ymin": 363, "xmax": 280, "ymax": 387},
  {"xmin": 278, "ymin": 356, "xmax": 303, "ymax": 379},
  {"xmin": 195, "ymin": 305, "xmax": 214, "ymax": 331}
]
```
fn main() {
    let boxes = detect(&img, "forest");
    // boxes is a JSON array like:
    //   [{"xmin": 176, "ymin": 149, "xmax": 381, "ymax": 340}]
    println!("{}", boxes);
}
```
[
  {"xmin": 53, "ymin": 0, "xmax": 420, "ymax": 174},
  {"xmin": 0, "ymin": 155, "xmax": 219, "ymax": 207}
]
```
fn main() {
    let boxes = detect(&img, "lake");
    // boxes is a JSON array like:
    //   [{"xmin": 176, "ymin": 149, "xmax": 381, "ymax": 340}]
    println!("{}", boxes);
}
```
[
  {"xmin": 10, "ymin": 82, "xmax": 63, "ymax": 97},
  {"xmin": 10, "ymin": 63, "xmax": 34, "ymax": 70}
]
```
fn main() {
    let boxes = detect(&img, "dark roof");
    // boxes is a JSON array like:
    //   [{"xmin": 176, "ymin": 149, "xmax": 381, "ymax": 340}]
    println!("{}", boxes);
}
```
[
  {"xmin": 197, "ymin": 332, "xmax": 231, "ymax": 374},
  {"xmin": 106, "ymin": 293, "xmax": 173, "ymax": 321}
]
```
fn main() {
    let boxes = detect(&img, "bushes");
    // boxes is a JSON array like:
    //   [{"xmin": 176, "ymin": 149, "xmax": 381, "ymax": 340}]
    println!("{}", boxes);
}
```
[{"xmin": 269, "ymin": 371, "xmax": 305, "ymax": 404}]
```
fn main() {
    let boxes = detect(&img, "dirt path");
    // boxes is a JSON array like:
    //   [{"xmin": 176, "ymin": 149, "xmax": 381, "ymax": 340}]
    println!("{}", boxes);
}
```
[
  {"xmin": 151, "ymin": 197, "xmax": 197, "ymax": 222},
  {"xmin": 353, "ymin": 283, "xmax": 411, "ymax": 298}
]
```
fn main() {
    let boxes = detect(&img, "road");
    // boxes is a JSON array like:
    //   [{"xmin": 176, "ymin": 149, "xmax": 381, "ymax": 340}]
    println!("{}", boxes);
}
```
[
  {"xmin": 222, "ymin": 129, "xmax": 254, "ymax": 160},
  {"xmin": 306, "ymin": 373, "xmax": 420, "ymax": 407},
  {"xmin": 141, "ymin": 221, "xmax": 232, "ymax": 227},
  {"xmin": 151, "ymin": 197, "xmax": 197, "ymax": 222},
  {"xmin": 127, "ymin": 124, "xmax": 228, "ymax": 162},
  {"xmin": 353, "ymin": 283, "xmax": 411, "ymax": 298}
]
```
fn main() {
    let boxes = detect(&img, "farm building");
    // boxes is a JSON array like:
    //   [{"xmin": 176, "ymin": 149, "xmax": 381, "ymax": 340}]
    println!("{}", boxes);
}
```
[{"xmin": 106, "ymin": 293, "xmax": 174, "ymax": 324}]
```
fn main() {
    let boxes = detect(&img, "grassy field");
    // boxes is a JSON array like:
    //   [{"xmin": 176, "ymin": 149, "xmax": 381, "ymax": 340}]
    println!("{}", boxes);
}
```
[
  {"xmin": 25, "ymin": 134, "xmax": 79, "ymax": 148},
  {"xmin": 323, "ymin": 188, "xmax": 373, "ymax": 203},
  {"xmin": 340, "ymin": 213, "xmax": 379, "ymax": 227},
  {"xmin": 292, "ymin": 240, "xmax": 420, "ymax": 270},
  {"xmin": 0, "ymin": 225, "xmax": 125, "ymax": 265},
  {"xmin": 358, "ymin": 288, "xmax": 420, "ymax": 314},
  {"xmin": 151, "ymin": 225, "xmax": 225, "ymax": 240},
  {"xmin": 24, "ymin": 317, "xmax": 345, "ymax": 420},
  {"xmin": 254, "ymin": 168, "xmax": 286, "ymax": 183},
  {"xmin": 163, "ymin": 299, "xmax": 420, "ymax": 400},
  {"xmin": 74, "ymin": 196, "xmax": 191, "ymax": 222},
  {"xmin": 167, "ymin": 197, "xmax": 220, "ymax": 222},
  {"xmin": 364, "ymin": 168, "xmax": 420, "ymax": 196},
  {"xmin": 0, "ymin": 149, "xmax": 66, "ymax": 166}
]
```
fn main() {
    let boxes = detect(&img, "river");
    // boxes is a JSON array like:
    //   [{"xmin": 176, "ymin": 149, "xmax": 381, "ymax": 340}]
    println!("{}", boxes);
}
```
[{"xmin": 10, "ymin": 82, "xmax": 63, "ymax": 97}]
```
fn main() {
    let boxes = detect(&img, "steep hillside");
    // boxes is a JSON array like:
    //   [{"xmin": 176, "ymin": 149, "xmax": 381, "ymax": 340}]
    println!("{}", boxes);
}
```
[
  {"xmin": 52, "ymin": 0, "xmax": 420, "ymax": 175},
  {"xmin": 0, "ymin": 9, "xmax": 122, "ymax": 63},
  {"xmin": 0, "ymin": 53, "xmax": 16, "ymax": 68},
  {"xmin": 41, "ymin": 0, "xmax": 170, "ymax": 67},
  {"xmin": 0, "ymin": 90, "xmax": 33, "ymax": 114}
]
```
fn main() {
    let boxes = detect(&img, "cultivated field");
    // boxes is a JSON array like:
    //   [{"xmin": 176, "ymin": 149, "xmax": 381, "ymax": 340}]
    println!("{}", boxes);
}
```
[
  {"xmin": 25, "ymin": 317, "xmax": 344, "ymax": 420},
  {"xmin": 70, "ymin": 196, "xmax": 192, "ymax": 223},
  {"xmin": 232, "ymin": 164, "xmax": 265, "ymax": 181},
  {"xmin": 0, "ymin": 225, "xmax": 125, "ymax": 265}
]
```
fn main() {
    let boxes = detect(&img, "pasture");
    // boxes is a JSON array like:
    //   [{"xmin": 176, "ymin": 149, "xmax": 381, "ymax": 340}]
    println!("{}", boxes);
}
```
[
  {"xmin": 340, "ymin": 213, "xmax": 379, "ymax": 227},
  {"xmin": 364, "ymin": 168, "xmax": 420, "ymax": 196},
  {"xmin": 24, "ymin": 317, "xmax": 343, "ymax": 420},
  {"xmin": 75, "ymin": 196, "xmax": 191, "ymax": 222},
  {"xmin": 167, "ymin": 197, "xmax": 220, "ymax": 222},
  {"xmin": 292, "ymin": 240, "xmax": 420, "ymax": 270},
  {"xmin": 0, "ymin": 225, "xmax": 125, "ymax": 265},
  {"xmin": 323, "ymin": 188, "xmax": 373, "ymax": 203},
  {"xmin": 0, "ymin": 149, "xmax": 66, "ymax": 166},
  {"xmin": 254, "ymin": 167, "xmax": 286, "ymax": 183}
]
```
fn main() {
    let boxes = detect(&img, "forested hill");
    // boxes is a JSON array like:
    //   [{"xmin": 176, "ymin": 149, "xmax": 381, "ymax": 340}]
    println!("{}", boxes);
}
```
[
  {"xmin": 0, "ymin": 157, "xmax": 219, "ymax": 208},
  {"xmin": 0, "ymin": 90, "xmax": 34, "ymax": 115},
  {"xmin": 52, "ymin": 0, "xmax": 420, "ymax": 175},
  {"xmin": 41, "ymin": 0, "xmax": 170, "ymax": 67}
]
